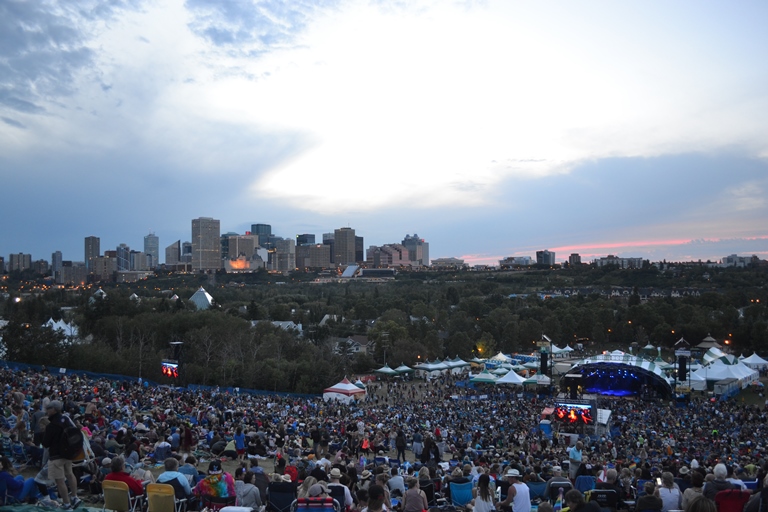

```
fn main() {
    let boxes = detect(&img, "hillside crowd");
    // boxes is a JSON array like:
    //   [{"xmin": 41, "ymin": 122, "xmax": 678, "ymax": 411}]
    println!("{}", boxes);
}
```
[{"xmin": 1, "ymin": 365, "xmax": 768, "ymax": 512}]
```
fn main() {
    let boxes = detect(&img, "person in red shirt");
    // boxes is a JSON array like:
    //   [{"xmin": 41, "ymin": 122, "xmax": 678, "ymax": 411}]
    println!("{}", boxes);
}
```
[{"xmin": 103, "ymin": 457, "xmax": 145, "ymax": 496}]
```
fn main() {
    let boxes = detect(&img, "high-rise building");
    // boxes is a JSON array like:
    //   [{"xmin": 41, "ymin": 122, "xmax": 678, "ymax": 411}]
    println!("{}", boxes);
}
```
[
  {"xmin": 220, "ymin": 232, "xmax": 240, "ymax": 260},
  {"xmin": 402, "ymin": 234, "xmax": 430, "ymax": 266},
  {"xmin": 322, "ymin": 233, "xmax": 335, "ymax": 264},
  {"xmin": 296, "ymin": 244, "xmax": 331, "ymax": 270},
  {"xmin": 271, "ymin": 239, "xmax": 296, "ymax": 272},
  {"xmin": 355, "ymin": 236, "xmax": 364, "ymax": 263},
  {"xmin": 227, "ymin": 234, "xmax": 258, "ymax": 260},
  {"xmin": 58, "ymin": 261, "xmax": 87, "ymax": 285},
  {"xmin": 251, "ymin": 223, "xmax": 272, "ymax": 247},
  {"xmin": 92, "ymin": 256, "xmax": 117, "ymax": 282},
  {"xmin": 116, "ymin": 244, "xmax": 131, "ymax": 271},
  {"xmin": 568, "ymin": 253, "xmax": 582, "ymax": 266},
  {"xmin": 33, "ymin": 259, "xmax": 49, "ymax": 275},
  {"xmin": 0, "ymin": 256, "xmax": 4, "ymax": 273},
  {"xmin": 51, "ymin": 251, "xmax": 63, "ymax": 277},
  {"xmin": 165, "ymin": 240, "xmax": 181, "ymax": 265},
  {"xmin": 130, "ymin": 250, "xmax": 148, "ymax": 271},
  {"xmin": 536, "ymin": 250, "xmax": 556, "ymax": 266},
  {"xmin": 192, "ymin": 217, "xmax": 221, "ymax": 271},
  {"xmin": 84, "ymin": 236, "xmax": 100, "ymax": 272},
  {"xmin": 9, "ymin": 253, "xmax": 32, "ymax": 272},
  {"xmin": 334, "ymin": 227, "xmax": 356, "ymax": 265},
  {"xmin": 144, "ymin": 232, "xmax": 159, "ymax": 268},
  {"xmin": 296, "ymin": 234, "xmax": 315, "ymax": 245},
  {"xmin": 367, "ymin": 244, "xmax": 409, "ymax": 267},
  {"xmin": 181, "ymin": 242, "xmax": 193, "ymax": 263}
]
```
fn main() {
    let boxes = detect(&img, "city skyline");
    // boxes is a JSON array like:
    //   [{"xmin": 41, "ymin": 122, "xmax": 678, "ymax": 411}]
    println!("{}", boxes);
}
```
[{"xmin": 1, "ymin": 1, "xmax": 767, "ymax": 265}]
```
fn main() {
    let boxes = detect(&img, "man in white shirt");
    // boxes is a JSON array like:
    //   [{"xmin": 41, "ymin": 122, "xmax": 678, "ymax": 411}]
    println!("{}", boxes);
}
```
[{"xmin": 328, "ymin": 468, "xmax": 354, "ymax": 509}]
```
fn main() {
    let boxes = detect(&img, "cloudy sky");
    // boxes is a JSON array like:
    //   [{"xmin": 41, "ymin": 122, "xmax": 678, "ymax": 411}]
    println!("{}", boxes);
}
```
[{"xmin": 1, "ymin": 0, "xmax": 767, "ymax": 266}]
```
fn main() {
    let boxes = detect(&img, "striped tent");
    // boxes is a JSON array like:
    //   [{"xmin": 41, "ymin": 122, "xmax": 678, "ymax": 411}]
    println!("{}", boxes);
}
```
[
  {"xmin": 702, "ymin": 347, "xmax": 739, "ymax": 365},
  {"xmin": 570, "ymin": 354, "xmax": 672, "ymax": 384}
]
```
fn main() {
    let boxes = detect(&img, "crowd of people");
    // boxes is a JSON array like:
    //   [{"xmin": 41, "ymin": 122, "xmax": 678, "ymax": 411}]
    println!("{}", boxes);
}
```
[{"xmin": 1, "ymin": 364, "xmax": 768, "ymax": 512}]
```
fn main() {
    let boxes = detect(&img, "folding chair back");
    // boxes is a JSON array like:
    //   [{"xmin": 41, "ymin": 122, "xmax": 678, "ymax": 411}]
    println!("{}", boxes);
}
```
[
  {"xmin": 290, "ymin": 496, "xmax": 341, "ymax": 512},
  {"xmin": 549, "ymin": 483, "xmax": 572, "ymax": 503},
  {"xmin": 147, "ymin": 483, "xmax": 181, "ymax": 512},
  {"xmin": 0, "ymin": 478, "xmax": 20, "ymax": 506},
  {"xmin": 201, "ymin": 494, "xmax": 237, "ymax": 511},
  {"xmin": 450, "ymin": 481, "xmax": 473, "ymax": 507},
  {"xmin": 714, "ymin": 489, "xmax": 751, "ymax": 512},
  {"xmin": 585, "ymin": 489, "xmax": 619, "ymax": 512},
  {"xmin": 421, "ymin": 481, "xmax": 437, "ymax": 506},
  {"xmin": 103, "ymin": 479, "xmax": 142, "ymax": 512},
  {"xmin": 268, "ymin": 485, "xmax": 298, "ymax": 512},
  {"xmin": 328, "ymin": 485, "xmax": 347, "ymax": 510},
  {"xmin": 575, "ymin": 476, "xmax": 596, "ymax": 493},
  {"xmin": 526, "ymin": 481, "xmax": 546, "ymax": 501}
]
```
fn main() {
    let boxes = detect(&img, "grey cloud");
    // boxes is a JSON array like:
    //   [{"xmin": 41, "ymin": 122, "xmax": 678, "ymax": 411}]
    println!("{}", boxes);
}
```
[
  {"xmin": 0, "ymin": 0, "xmax": 143, "ymax": 116},
  {"xmin": 185, "ymin": 0, "xmax": 338, "ymax": 51},
  {"xmin": 1, "ymin": 117, "xmax": 26, "ymax": 129}
]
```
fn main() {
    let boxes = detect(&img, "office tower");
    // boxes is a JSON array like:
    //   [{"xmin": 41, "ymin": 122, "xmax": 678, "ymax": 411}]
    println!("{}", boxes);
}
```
[
  {"xmin": 271, "ymin": 239, "xmax": 296, "ymax": 272},
  {"xmin": 144, "ymin": 232, "xmax": 159, "ymax": 268},
  {"xmin": 333, "ymin": 227, "xmax": 356, "ymax": 265},
  {"xmin": 536, "ymin": 250, "xmax": 556, "ymax": 266},
  {"xmin": 33, "ymin": 259, "xmax": 49, "ymax": 275},
  {"xmin": 569, "ymin": 253, "xmax": 582, "ymax": 266},
  {"xmin": 116, "ymin": 244, "xmax": 131, "ymax": 271},
  {"xmin": 58, "ymin": 261, "xmax": 87, "ymax": 285},
  {"xmin": 9, "ymin": 253, "xmax": 32, "ymax": 272},
  {"xmin": 192, "ymin": 217, "xmax": 221, "ymax": 271},
  {"xmin": 165, "ymin": 240, "xmax": 181, "ymax": 265},
  {"xmin": 92, "ymin": 256, "xmax": 117, "ymax": 281},
  {"xmin": 323, "ymin": 233, "xmax": 335, "ymax": 264},
  {"xmin": 296, "ymin": 234, "xmax": 315, "ymax": 245},
  {"xmin": 0, "ymin": 256, "xmax": 4, "ymax": 273},
  {"xmin": 355, "ymin": 236, "xmax": 364, "ymax": 263},
  {"xmin": 227, "ymin": 234, "xmax": 257, "ymax": 260},
  {"xmin": 296, "ymin": 244, "xmax": 332, "ymax": 270},
  {"xmin": 51, "ymin": 251, "xmax": 63, "ymax": 277},
  {"xmin": 251, "ymin": 223, "xmax": 272, "ymax": 247},
  {"xmin": 220, "ymin": 232, "xmax": 240, "ymax": 260},
  {"xmin": 84, "ymin": 236, "xmax": 100, "ymax": 272},
  {"xmin": 181, "ymin": 242, "xmax": 193, "ymax": 263},
  {"xmin": 402, "ymin": 234, "xmax": 430, "ymax": 266},
  {"xmin": 130, "ymin": 250, "xmax": 148, "ymax": 271}
]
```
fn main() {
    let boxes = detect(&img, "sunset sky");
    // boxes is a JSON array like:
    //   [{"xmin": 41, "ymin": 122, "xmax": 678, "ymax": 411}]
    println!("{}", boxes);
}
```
[{"xmin": 1, "ymin": 0, "xmax": 767, "ymax": 265}]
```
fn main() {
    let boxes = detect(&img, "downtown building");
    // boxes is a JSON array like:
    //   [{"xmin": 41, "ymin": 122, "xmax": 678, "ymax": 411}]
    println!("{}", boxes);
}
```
[
  {"xmin": 84, "ymin": 236, "xmax": 100, "ymax": 272},
  {"xmin": 192, "ymin": 217, "xmax": 221, "ymax": 271}
]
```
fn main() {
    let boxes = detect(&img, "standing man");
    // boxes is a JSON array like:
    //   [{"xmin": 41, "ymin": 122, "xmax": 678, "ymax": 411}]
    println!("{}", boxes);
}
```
[
  {"xmin": 568, "ymin": 441, "xmax": 583, "ymax": 480},
  {"xmin": 42, "ymin": 400, "xmax": 81, "ymax": 510}
]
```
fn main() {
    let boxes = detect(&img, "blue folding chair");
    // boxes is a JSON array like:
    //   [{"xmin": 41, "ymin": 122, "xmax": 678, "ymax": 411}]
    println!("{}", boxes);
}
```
[
  {"xmin": 450, "ymin": 481, "xmax": 474, "ymax": 508},
  {"xmin": 575, "ymin": 476, "xmax": 596, "ymax": 493}
]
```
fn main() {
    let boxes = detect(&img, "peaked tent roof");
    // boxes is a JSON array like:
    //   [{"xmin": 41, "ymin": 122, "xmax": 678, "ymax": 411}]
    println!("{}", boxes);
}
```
[
  {"xmin": 323, "ymin": 378, "xmax": 366, "ymax": 396},
  {"xmin": 697, "ymin": 335, "xmax": 722, "ymax": 349},
  {"xmin": 470, "ymin": 370, "xmax": 498, "ymax": 383},
  {"xmin": 374, "ymin": 365, "xmax": 398, "ymax": 375},
  {"xmin": 525, "ymin": 373, "xmax": 552, "ymax": 385},
  {"xmin": 742, "ymin": 353, "xmax": 768, "ymax": 367},
  {"xmin": 394, "ymin": 364, "xmax": 414, "ymax": 374},
  {"xmin": 354, "ymin": 379, "xmax": 366, "ymax": 389},
  {"xmin": 489, "ymin": 352, "xmax": 513, "ymax": 362},
  {"xmin": 496, "ymin": 369, "xmax": 527, "ymax": 385}
]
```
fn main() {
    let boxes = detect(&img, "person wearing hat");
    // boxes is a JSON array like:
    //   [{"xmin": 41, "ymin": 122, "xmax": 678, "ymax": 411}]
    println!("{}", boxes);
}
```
[
  {"xmin": 41, "ymin": 400, "xmax": 81, "ymax": 510},
  {"xmin": 359, "ymin": 470, "xmax": 373, "ymax": 491},
  {"xmin": 193, "ymin": 460, "xmax": 236, "ymax": 500},
  {"xmin": 497, "ymin": 469, "xmax": 530, "ymax": 512},
  {"xmin": 329, "ymin": 467, "xmax": 354, "ymax": 509},
  {"xmin": 543, "ymin": 466, "xmax": 570, "ymax": 499},
  {"xmin": 308, "ymin": 482, "xmax": 331, "ymax": 498}
]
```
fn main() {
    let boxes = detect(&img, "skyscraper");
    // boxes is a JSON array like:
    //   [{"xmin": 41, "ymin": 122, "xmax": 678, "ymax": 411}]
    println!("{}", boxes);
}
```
[
  {"xmin": 402, "ymin": 234, "xmax": 430, "ymax": 266},
  {"xmin": 51, "ymin": 251, "xmax": 63, "ymax": 277},
  {"xmin": 84, "ymin": 236, "xmax": 100, "ymax": 272},
  {"xmin": 116, "ymin": 244, "xmax": 131, "ymax": 271},
  {"xmin": 296, "ymin": 234, "xmax": 315, "ymax": 245},
  {"xmin": 192, "ymin": 217, "xmax": 221, "ymax": 271},
  {"xmin": 334, "ymin": 227, "xmax": 356, "ymax": 265},
  {"xmin": 165, "ymin": 240, "xmax": 181, "ymax": 265},
  {"xmin": 323, "ymin": 233, "xmax": 335, "ymax": 264},
  {"xmin": 144, "ymin": 232, "xmax": 159, "ymax": 268},
  {"xmin": 251, "ymin": 223, "xmax": 272, "ymax": 247}
]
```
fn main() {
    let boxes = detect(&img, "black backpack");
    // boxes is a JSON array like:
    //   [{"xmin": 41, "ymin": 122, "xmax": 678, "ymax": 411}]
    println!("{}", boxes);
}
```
[{"xmin": 60, "ymin": 417, "xmax": 84, "ymax": 459}]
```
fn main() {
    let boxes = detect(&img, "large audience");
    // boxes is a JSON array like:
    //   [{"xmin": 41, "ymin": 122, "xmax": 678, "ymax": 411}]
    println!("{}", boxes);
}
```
[{"xmin": 1, "ymin": 365, "xmax": 767, "ymax": 512}]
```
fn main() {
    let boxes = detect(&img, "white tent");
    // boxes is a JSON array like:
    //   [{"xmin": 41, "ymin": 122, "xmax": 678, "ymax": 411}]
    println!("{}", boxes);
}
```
[
  {"xmin": 742, "ymin": 353, "xmax": 768, "ymax": 370},
  {"xmin": 323, "ymin": 378, "xmax": 367, "ymax": 403},
  {"xmin": 470, "ymin": 370, "xmax": 498, "ymax": 384},
  {"xmin": 444, "ymin": 357, "xmax": 471, "ymax": 375},
  {"xmin": 416, "ymin": 359, "xmax": 450, "ymax": 378},
  {"xmin": 394, "ymin": 364, "xmax": 414, "ymax": 374},
  {"xmin": 692, "ymin": 360, "xmax": 759, "ymax": 389},
  {"xmin": 489, "ymin": 352, "xmax": 513, "ymax": 363},
  {"xmin": 496, "ymin": 369, "xmax": 527, "ymax": 385},
  {"xmin": 687, "ymin": 371, "xmax": 708, "ymax": 391},
  {"xmin": 525, "ymin": 373, "xmax": 552, "ymax": 385}
]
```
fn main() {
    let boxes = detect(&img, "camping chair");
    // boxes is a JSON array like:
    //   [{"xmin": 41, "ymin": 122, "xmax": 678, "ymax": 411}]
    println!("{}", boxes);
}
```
[
  {"xmin": 549, "ymin": 482, "xmax": 573, "ymax": 503},
  {"xmin": 585, "ymin": 489, "xmax": 619, "ymax": 512},
  {"xmin": 421, "ymin": 480, "xmax": 441, "ymax": 506},
  {"xmin": 526, "ymin": 481, "xmax": 547, "ymax": 502},
  {"xmin": 11, "ymin": 441, "xmax": 32, "ymax": 466},
  {"xmin": 200, "ymin": 494, "xmax": 237, "ymax": 511},
  {"xmin": 147, "ymin": 483, "xmax": 187, "ymax": 512},
  {"xmin": 575, "ymin": 476, "xmax": 596, "ymax": 493},
  {"xmin": 102, "ymin": 479, "xmax": 145, "ymax": 512},
  {"xmin": 389, "ymin": 460, "xmax": 401, "ymax": 471},
  {"xmin": 329, "ymin": 485, "xmax": 348, "ymax": 511},
  {"xmin": 450, "ymin": 481, "xmax": 474, "ymax": 508},
  {"xmin": 268, "ymin": 482, "xmax": 298, "ymax": 512},
  {"xmin": 374, "ymin": 457, "xmax": 387, "ymax": 467},
  {"xmin": 714, "ymin": 489, "xmax": 751, "ymax": 512},
  {"xmin": 291, "ymin": 496, "xmax": 341, "ymax": 512}
]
